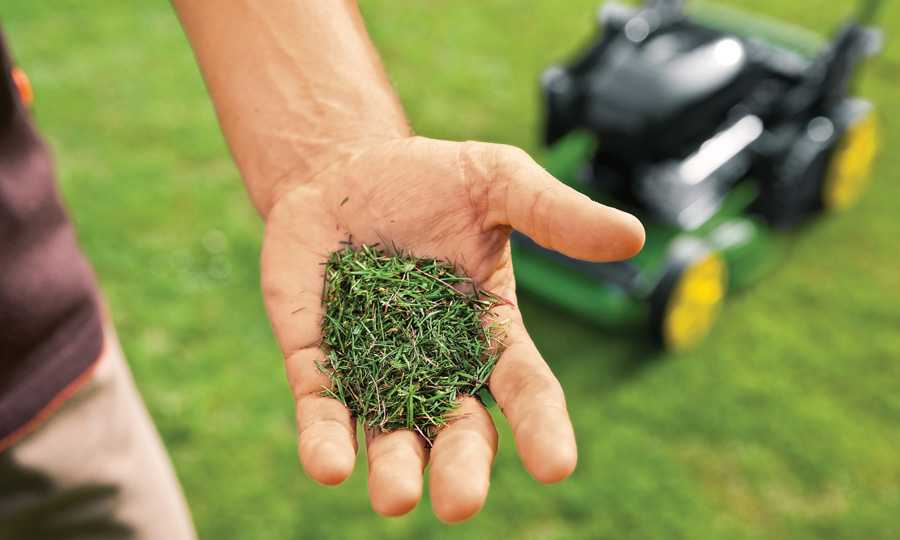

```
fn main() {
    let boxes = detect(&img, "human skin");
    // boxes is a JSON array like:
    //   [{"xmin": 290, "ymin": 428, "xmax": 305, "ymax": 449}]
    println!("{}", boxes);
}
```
[{"xmin": 173, "ymin": 0, "xmax": 645, "ymax": 523}]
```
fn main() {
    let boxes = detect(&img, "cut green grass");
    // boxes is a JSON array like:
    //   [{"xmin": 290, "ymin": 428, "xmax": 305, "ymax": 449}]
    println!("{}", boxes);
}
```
[{"xmin": 320, "ymin": 244, "xmax": 502, "ymax": 443}]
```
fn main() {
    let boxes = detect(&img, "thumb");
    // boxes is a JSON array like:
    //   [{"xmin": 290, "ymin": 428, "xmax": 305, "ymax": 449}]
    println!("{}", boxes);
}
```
[{"xmin": 467, "ymin": 142, "xmax": 645, "ymax": 262}]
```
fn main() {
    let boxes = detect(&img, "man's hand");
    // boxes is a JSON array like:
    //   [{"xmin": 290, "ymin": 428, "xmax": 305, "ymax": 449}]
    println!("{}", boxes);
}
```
[
  {"xmin": 174, "ymin": 0, "xmax": 642, "ymax": 523},
  {"xmin": 260, "ymin": 135, "xmax": 643, "ymax": 521}
]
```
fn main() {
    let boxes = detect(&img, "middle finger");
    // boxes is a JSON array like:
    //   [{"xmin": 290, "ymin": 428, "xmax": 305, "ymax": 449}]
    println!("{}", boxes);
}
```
[{"xmin": 366, "ymin": 429, "xmax": 427, "ymax": 517}]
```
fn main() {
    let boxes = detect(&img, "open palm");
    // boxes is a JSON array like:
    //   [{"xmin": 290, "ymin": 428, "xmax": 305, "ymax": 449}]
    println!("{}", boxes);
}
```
[{"xmin": 260, "ymin": 136, "xmax": 644, "ymax": 522}]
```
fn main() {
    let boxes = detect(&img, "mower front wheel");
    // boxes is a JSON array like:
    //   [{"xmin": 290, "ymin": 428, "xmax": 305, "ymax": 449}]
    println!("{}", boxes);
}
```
[{"xmin": 649, "ymin": 239, "xmax": 728, "ymax": 351}]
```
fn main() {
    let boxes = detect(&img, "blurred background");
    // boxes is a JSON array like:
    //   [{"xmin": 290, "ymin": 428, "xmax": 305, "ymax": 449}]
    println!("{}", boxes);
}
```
[{"xmin": 4, "ymin": 1, "xmax": 899, "ymax": 538}]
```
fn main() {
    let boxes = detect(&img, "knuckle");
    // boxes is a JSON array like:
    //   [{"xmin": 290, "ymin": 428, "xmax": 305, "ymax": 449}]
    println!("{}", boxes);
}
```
[
  {"xmin": 369, "ymin": 436, "xmax": 424, "ymax": 467},
  {"xmin": 517, "ymin": 372, "xmax": 564, "ymax": 410},
  {"xmin": 296, "ymin": 396, "xmax": 352, "ymax": 435},
  {"xmin": 495, "ymin": 144, "xmax": 531, "ymax": 166},
  {"xmin": 467, "ymin": 142, "xmax": 530, "ymax": 182},
  {"xmin": 286, "ymin": 346, "xmax": 328, "ymax": 399}
]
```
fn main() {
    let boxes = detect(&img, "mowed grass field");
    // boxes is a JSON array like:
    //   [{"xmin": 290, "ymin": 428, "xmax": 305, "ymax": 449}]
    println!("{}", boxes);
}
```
[{"xmin": 5, "ymin": 1, "xmax": 900, "ymax": 538}]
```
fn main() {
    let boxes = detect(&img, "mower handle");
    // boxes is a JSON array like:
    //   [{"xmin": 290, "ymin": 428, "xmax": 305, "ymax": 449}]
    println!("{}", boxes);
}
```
[{"xmin": 857, "ymin": 0, "xmax": 883, "ymax": 26}]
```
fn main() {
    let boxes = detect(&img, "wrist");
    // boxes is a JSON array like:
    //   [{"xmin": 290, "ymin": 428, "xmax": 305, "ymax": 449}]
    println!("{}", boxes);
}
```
[{"xmin": 253, "ymin": 132, "xmax": 410, "ymax": 218}]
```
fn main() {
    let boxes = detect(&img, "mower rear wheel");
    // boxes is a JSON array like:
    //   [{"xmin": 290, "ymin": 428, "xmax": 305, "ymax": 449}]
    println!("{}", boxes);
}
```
[
  {"xmin": 821, "ymin": 111, "xmax": 879, "ymax": 211},
  {"xmin": 759, "ymin": 107, "xmax": 879, "ymax": 227}
]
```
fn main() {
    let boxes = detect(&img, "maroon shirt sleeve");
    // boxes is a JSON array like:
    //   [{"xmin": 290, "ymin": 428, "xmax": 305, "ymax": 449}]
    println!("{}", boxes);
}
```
[{"xmin": 0, "ymin": 28, "xmax": 104, "ymax": 449}]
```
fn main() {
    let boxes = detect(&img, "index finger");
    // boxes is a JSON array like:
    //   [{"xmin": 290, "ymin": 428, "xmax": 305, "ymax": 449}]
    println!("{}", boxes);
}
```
[{"xmin": 488, "ymin": 305, "xmax": 577, "ymax": 483}]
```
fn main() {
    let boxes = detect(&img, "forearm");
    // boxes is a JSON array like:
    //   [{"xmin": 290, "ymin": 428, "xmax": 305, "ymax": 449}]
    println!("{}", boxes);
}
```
[{"xmin": 173, "ymin": 0, "xmax": 410, "ymax": 215}]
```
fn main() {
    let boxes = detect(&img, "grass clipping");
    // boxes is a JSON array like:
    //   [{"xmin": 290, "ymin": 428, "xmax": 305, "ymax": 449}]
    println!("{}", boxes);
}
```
[{"xmin": 320, "ymin": 244, "xmax": 503, "ymax": 443}]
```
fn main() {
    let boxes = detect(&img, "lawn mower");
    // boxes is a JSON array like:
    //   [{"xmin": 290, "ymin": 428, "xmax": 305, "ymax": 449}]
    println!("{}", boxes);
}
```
[{"xmin": 511, "ymin": 0, "xmax": 883, "ymax": 350}]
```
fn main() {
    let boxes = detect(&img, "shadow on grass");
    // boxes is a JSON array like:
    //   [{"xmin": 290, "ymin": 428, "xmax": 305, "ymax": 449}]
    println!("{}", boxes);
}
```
[
  {"xmin": 512, "ymin": 232, "xmax": 797, "ymax": 396},
  {"xmin": 515, "ymin": 291, "xmax": 663, "ymax": 396}
]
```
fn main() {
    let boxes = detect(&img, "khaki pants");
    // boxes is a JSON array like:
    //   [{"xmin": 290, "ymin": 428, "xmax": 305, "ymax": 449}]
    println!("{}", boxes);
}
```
[{"xmin": 0, "ymin": 331, "xmax": 196, "ymax": 540}]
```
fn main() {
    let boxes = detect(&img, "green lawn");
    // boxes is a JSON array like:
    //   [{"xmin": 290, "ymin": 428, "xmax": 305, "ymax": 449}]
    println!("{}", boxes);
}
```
[{"xmin": 5, "ymin": 1, "xmax": 900, "ymax": 538}]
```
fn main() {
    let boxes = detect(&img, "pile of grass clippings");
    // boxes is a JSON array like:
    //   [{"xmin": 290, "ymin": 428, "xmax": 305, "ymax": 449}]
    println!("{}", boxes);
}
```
[{"xmin": 320, "ymin": 244, "xmax": 503, "ymax": 443}]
